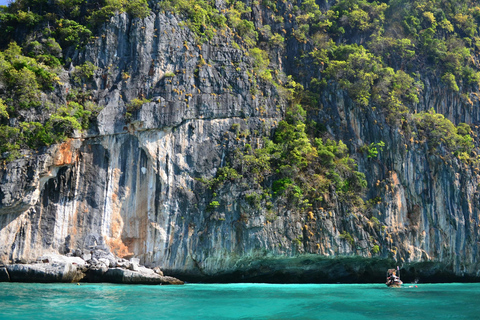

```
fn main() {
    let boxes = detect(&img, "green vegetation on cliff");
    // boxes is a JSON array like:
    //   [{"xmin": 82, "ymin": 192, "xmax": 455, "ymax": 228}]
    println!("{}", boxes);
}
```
[
  {"xmin": 292, "ymin": 0, "xmax": 479, "ymax": 163},
  {"xmin": 201, "ymin": 101, "xmax": 367, "ymax": 219},
  {"xmin": 0, "ymin": 0, "xmax": 479, "ymax": 202},
  {"xmin": 0, "ymin": 0, "xmax": 150, "ymax": 159}
]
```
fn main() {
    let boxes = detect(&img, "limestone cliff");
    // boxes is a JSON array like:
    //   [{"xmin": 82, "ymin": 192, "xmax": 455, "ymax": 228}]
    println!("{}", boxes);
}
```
[{"xmin": 1, "ymin": 2, "xmax": 480, "ymax": 283}]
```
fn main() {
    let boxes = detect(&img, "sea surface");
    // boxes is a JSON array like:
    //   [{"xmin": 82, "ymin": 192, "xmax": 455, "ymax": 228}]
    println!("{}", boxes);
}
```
[{"xmin": 0, "ymin": 282, "xmax": 479, "ymax": 319}]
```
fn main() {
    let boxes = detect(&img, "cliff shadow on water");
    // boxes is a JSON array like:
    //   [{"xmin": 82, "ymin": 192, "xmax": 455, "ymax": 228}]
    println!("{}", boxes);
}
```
[{"xmin": 166, "ymin": 256, "xmax": 480, "ymax": 284}]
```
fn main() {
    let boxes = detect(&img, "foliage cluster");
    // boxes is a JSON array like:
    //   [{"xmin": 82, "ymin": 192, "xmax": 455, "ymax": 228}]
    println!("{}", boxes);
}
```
[
  {"xmin": 339, "ymin": 230, "xmax": 355, "ymax": 246},
  {"xmin": 0, "ymin": 41, "xmax": 60, "ymax": 109},
  {"xmin": 391, "ymin": 0, "xmax": 480, "ymax": 88},
  {"xmin": 0, "ymin": 36, "xmax": 100, "ymax": 159},
  {"xmin": 282, "ymin": 0, "xmax": 479, "ymax": 162},
  {"xmin": 359, "ymin": 141, "xmax": 385, "ymax": 159},
  {"xmin": 0, "ymin": 40, "xmax": 70, "ymax": 159},
  {"xmin": 159, "ymin": 0, "xmax": 259, "ymax": 45},
  {"xmin": 73, "ymin": 61, "xmax": 97, "ymax": 84},
  {"xmin": 0, "ymin": 100, "xmax": 94, "ymax": 160},
  {"xmin": 300, "ymin": 0, "xmax": 480, "ymax": 108},
  {"xmin": 206, "ymin": 104, "xmax": 367, "ymax": 212},
  {"xmin": 88, "ymin": 0, "xmax": 150, "ymax": 26},
  {"xmin": 0, "ymin": 0, "xmax": 150, "ymax": 45},
  {"xmin": 159, "ymin": 0, "xmax": 227, "ymax": 42},
  {"xmin": 315, "ymin": 43, "xmax": 423, "ymax": 118},
  {"xmin": 414, "ymin": 108, "xmax": 474, "ymax": 160},
  {"xmin": 1, "ymin": 0, "xmax": 479, "ymax": 170},
  {"xmin": 0, "ymin": 0, "xmax": 119, "ymax": 159}
]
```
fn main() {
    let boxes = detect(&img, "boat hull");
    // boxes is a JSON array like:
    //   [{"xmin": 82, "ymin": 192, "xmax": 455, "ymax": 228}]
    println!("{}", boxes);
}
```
[{"xmin": 386, "ymin": 280, "xmax": 403, "ymax": 288}]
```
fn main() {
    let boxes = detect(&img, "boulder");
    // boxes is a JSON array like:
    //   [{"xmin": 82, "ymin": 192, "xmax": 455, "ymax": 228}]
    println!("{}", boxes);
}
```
[
  {"xmin": 116, "ymin": 260, "xmax": 131, "ymax": 269},
  {"xmin": 82, "ymin": 253, "xmax": 92, "ymax": 261},
  {"xmin": 103, "ymin": 268, "xmax": 161, "ymax": 284},
  {"xmin": 6, "ymin": 263, "xmax": 85, "ymax": 283},
  {"xmin": 153, "ymin": 267, "xmax": 164, "ymax": 276},
  {"xmin": 37, "ymin": 254, "xmax": 86, "ymax": 267},
  {"xmin": 161, "ymin": 276, "xmax": 184, "ymax": 285},
  {"xmin": 98, "ymin": 258, "xmax": 111, "ymax": 268},
  {"xmin": 92, "ymin": 250, "xmax": 116, "ymax": 267},
  {"xmin": 1, "ymin": 253, "xmax": 184, "ymax": 285},
  {"xmin": 100, "ymin": 267, "xmax": 184, "ymax": 285},
  {"xmin": 129, "ymin": 263, "xmax": 139, "ymax": 272},
  {"xmin": 128, "ymin": 258, "xmax": 139, "ymax": 271}
]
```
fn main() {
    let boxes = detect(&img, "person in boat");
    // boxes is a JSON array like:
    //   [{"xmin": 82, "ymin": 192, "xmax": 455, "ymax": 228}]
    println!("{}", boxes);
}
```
[
  {"xmin": 389, "ymin": 274, "xmax": 398, "ymax": 283},
  {"xmin": 386, "ymin": 271, "xmax": 399, "ymax": 285}
]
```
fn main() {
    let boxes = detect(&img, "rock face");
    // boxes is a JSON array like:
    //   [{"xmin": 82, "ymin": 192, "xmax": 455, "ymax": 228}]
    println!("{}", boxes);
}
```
[
  {"xmin": 0, "ymin": 254, "xmax": 183, "ymax": 284},
  {"xmin": 1, "ymin": 9, "xmax": 480, "ymax": 283}
]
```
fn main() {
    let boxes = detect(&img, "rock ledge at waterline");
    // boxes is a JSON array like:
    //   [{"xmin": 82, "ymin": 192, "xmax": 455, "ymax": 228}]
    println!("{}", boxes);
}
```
[{"xmin": 0, "ymin": 253, "xmax": 183, "ymax": 285}]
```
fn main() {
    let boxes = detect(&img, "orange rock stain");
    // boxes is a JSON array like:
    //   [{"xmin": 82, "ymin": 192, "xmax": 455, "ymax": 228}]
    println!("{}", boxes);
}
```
[{"xmin": 54, "ymin": 139, "xmax": 78, "ymax": 166}]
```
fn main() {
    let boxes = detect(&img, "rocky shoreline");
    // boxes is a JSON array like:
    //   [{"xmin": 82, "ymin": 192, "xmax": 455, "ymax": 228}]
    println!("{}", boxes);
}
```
[
  {"xmin": 1, "ymin": 253, "xmax": 478, "ymax": 284},
  {"xmin": 0, "ymin": 251, "xmax": 183, "ymax": 285}
]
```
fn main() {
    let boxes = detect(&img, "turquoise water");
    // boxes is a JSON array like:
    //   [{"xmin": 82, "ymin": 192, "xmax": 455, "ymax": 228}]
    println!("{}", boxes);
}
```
[{"xmin": 0, "ymin": 283, "xmax": 479, "ymax": 319}]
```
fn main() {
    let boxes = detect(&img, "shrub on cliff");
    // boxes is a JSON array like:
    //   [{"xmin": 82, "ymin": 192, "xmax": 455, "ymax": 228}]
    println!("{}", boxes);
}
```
[
  {"xmin": 56, "ymin": 19, "xmax": 92, "ymax": 48},
  {"xmin": 72, "ymin": 61, "xmax": 97, "ymax": 84},
  {"xmin": 160, "ymin": 0, "xmax": 227, "ymax": 42},
  {"xmin": 88, "ymin": 0, "xmax": 150, "ymax": 25},
  {"xmin": 125, "ymin": 0, "xmax": 150, "ymax": 19},
  {"xmin": 316, "ymin": 42, "xmax": 422, "ymax": 119},
  {"xmin": 0, "ymin": 42, "xmax": 59, "ymax": 109},
  {"xmin": 414, "ymin": 109, "xmax": 474, "ymax": 160}
]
